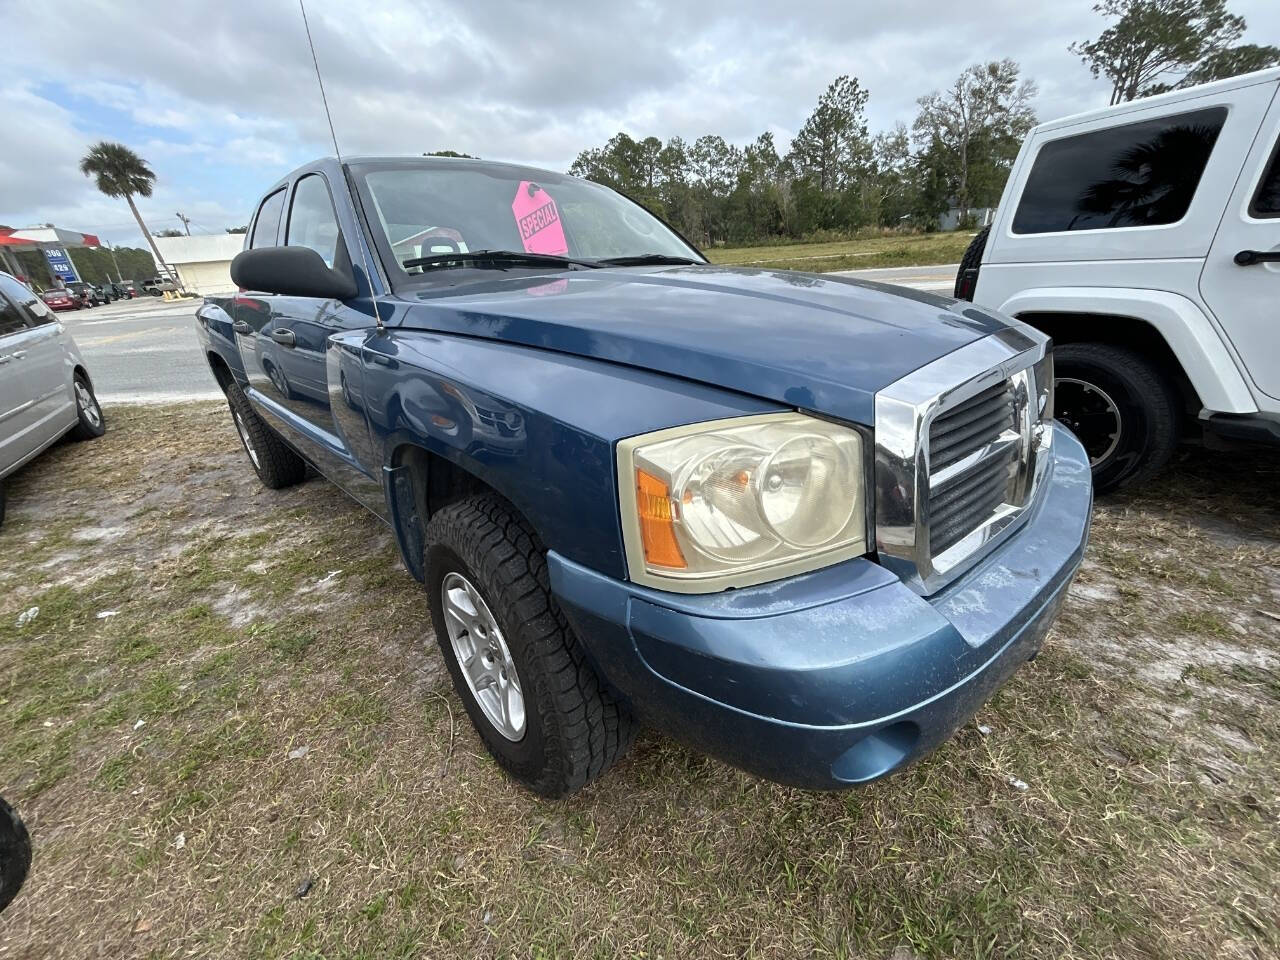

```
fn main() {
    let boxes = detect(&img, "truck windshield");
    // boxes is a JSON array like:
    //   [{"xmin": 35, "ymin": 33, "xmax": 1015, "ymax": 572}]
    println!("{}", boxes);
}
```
[{"xmin": 351, "ymin": 160, "xmax": 702, "ymax": 283}]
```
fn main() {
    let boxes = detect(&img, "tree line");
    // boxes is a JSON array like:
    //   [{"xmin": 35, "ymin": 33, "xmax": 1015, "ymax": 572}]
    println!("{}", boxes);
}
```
[
  {"xmin": 10, "ymin": 244, "xmax": 158, "ymax": 288},
  {"xmin": 568, "ymin": 61, "xmax": 1035, "ymax": 245},
  {"xmin": 564, "ymin": 0, "xmax": 1277, "ymax": 246}
]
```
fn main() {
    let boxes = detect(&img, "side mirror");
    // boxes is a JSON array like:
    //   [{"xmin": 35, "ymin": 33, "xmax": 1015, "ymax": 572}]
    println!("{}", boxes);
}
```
[{"xmin": 231, "ymin": 246, "xmax": 358, "ymax": 300}]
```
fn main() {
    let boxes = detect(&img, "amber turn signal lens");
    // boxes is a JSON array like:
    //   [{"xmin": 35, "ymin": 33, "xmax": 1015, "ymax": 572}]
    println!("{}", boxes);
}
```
[{"xmin": 636, "ymin": 469, "xmax": 686, "ymax": 569}]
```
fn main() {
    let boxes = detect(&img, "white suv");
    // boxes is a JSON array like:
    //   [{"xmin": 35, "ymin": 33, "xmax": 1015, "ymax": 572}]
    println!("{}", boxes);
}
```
[{"xmin": 957, "ymin": 67, "xmax": 1280, "ymax": 493}]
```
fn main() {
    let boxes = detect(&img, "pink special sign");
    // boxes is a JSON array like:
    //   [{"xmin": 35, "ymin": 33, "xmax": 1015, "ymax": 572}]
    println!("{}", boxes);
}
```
[{"xmin": 511, "ymin": 181, "xmax": 569, "ymax": 256}]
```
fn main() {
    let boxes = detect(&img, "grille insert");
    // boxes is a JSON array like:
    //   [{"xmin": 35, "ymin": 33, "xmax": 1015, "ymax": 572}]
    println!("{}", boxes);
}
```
[{"xmin": 927, "ymin": 380, "xmax": 1019, "ymax": 557}]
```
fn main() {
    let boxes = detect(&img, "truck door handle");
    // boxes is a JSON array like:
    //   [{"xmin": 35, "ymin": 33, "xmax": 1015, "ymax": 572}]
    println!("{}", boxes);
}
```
[
  {"xmin": 9, "ymin": 351, "xmax": 25, "ymax": 360},
  {"xmin": 231, "ymin": 320, "xmax": 252, "ymax": 334},
  {"xmin": 0, "ymin": 355, "xmax": 10, "ymax": 365},
  {"xmin": 1233, "ymin": 249, "xmax": 1280, "ymax": 266},
  {"xmin": 269, "ymin": 328, "xmax": 296, "ymax": 347}
]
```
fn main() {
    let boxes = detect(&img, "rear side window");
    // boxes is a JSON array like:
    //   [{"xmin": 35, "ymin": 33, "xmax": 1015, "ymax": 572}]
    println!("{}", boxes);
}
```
[
  {"xmin": 286, "ymin": 175, "xmax": 341, "ymax": 267},
  {"xmin": 250, "ymin": 189, "xmax": 287, "ymax": 248},
  {"xmin": 1250, "ymin": 140, "xmax": 1280, "ymax": 218},
  {"xmin": 0, "ymin": 274, "xmax": 55, "ymax": 326},
  {"xmin": 0, "ymin": 294, "xmax": 27, "ymax": 337},
  {"xmin": 1012, "ymin": 107, "xmax": 1228, "ymax": 234}
]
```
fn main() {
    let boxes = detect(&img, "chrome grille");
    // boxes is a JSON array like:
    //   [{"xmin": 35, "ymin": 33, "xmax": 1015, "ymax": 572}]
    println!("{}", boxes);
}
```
[
  {"xmin": 927, "ymin": 381, "xmax": 1019, "ymax": 556},
  {"xmin": 874, "ymin": 326, "xmax": 1054, "ymax": 595}
]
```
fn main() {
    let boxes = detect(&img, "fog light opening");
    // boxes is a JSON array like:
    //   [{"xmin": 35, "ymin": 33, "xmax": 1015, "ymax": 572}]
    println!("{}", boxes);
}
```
[{"xmin": 830, "ymin": 721, "xmax": 920, "ymax": 784}]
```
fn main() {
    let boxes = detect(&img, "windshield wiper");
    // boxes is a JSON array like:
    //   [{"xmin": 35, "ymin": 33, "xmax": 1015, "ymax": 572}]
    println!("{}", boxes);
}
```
[
  {"xmin": 594, "ymin": 254, "xmax": 702, "ymax": 267},
  {"xmin": 401, "ymin": 249, "xmax": 599, "ymax": 272}
]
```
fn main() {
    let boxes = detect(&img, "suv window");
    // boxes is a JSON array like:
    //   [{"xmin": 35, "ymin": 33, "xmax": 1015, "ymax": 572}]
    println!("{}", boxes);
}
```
[
  {"xmin": 0, "ymin": 274, "xmax": 56, "ymax": 326},
  {"xmin": 251, "ymin": 189, "xmax": 287, "ymax": 248},
  {"xmin": 1012, "ymin": 107, "xmax": 1228, "ymax": 234},
  {"xmin": 286, "ymin": 175, "xmax": 341, "ymax": 267},
  {"xmin": 1250, "ymin": 140, "xmax": 1280, "ymax": 218},
  {"xmin": 0, "ymin": 292, "xmax": 27, "ymax": 338}
]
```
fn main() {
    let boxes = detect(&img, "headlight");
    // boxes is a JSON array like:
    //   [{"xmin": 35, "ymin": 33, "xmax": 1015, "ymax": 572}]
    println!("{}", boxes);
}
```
[{"xmin": 618, "ymin": 412, "xmax": 868, "ymax": 592}]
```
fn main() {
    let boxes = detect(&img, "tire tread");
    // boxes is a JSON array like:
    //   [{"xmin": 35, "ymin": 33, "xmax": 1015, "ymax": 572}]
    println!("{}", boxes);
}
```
[{"xmin": 425, "ymin": 494, "xmax": 636, "ymax": 796}]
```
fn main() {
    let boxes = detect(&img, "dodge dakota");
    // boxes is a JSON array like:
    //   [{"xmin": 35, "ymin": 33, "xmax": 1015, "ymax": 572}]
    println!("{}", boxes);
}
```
[{"xmin": 195, "ymin": 156, "xmax": 1092, "ymax": 797}]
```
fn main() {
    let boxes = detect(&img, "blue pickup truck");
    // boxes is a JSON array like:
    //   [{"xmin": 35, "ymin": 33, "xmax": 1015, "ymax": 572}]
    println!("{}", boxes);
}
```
[{"xmin": 195, "ymin": 156, "xmax": 1092, "ymax": 797}]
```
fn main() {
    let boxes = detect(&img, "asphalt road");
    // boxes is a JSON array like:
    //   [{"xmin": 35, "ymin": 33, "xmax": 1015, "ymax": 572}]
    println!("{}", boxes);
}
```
[
  {"xmin": 63, "ymin": 296, "xmax": 221, "ymax": 403},
  {"xmin": 69, "ymin": 263, "xmax": 961, "ymax": 402}
]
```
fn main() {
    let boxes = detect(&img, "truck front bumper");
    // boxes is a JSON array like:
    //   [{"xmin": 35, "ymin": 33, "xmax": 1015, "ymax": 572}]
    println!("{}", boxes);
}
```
[{"xmin": 549, "ymin": 426, "xmax": 1092, "ymax": 789}]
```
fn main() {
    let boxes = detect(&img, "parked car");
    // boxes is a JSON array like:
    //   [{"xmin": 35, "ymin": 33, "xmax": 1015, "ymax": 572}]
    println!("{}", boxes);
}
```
[
  {"xmin": 0, "ymin": 273, "xmax": 106, "ymax": 525},
  {"xmin": 956, "ymin": 66, "xmax": 1280, "ymax": 493},
  {"xmin": 65, "ymin": 280, "xmax": 107, "ymax": 307},
  {"xmin": 196, "ymin": 157, "xmax": 1092, "ymax": 797},
  {"xmin": 141, "ymin": 276, "xmax": 177, "ymax": 296},
  {"xmin": 112, "ymin": 280, "xmax": 137, "ymax": 299},
  {"xmin": 39, "ymin": 288, "xmax": 78, "ymax": 312}
]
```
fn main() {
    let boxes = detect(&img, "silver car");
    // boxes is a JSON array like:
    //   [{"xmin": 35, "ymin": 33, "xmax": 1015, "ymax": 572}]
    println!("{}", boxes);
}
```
[{"xmin": 0, "ymin": 271, "xmax": 105, "ymax": 525}]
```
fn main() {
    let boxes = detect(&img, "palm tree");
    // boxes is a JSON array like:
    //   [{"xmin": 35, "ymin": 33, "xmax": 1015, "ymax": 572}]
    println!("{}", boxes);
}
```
[{"xmin": 79, "ymin": 142, "xmax": 171, "ymax": 282}]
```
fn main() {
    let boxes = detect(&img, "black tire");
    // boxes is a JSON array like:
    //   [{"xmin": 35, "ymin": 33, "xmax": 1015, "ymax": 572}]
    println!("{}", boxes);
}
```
[
  {"xmin": 424, "ymin": 495, "xmax": 636, "ymax": 797},
  {"xmin": 0, "ymin": 796, "xmax": 32, "ymax": 914},
  {"xmin": 69, "ymin": 371, "xmax": 106, "ymax": 441},
  {"xmin": 226, "ymin": 382, "xmax": 307, "ymax": 489},
  {"xmin": 953, "ymin": 225, "xmax": 990, "ymax": 300},
  {"xmin": 1053, "ymin": 342, "xmax": 1180, "ymax": 494}
]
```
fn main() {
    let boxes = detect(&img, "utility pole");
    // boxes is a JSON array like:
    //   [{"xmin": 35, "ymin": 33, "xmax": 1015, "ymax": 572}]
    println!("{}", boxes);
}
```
[
  {"xmin": 175, "ymin": 212, "xmax": 191, "ymax": 236},
  {"xmin": 103, "ymin": 240, "xmax": 124, "ymax": 282}
]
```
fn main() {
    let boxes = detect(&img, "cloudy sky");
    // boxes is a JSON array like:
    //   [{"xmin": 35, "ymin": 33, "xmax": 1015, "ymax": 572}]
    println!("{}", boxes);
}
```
[{"xmin": 2, "ymin": 0, "xmax": 1277, "ymax": 246}]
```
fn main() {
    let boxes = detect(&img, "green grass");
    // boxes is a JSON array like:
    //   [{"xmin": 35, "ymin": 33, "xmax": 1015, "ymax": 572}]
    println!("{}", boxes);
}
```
[
  {"xmin": 705, "ymin": 231, "xmax": 974, "ymax": 274},
  {"xmin": 0, "ymin": 403, "xmax": 1278, "ymax": 959}
]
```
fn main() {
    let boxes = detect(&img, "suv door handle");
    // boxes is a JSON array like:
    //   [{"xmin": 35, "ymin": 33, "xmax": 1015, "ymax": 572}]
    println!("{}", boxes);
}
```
[
  {"xmin": 231, "ymin": 320, "xmax": 252, "ymax": 334},
  {"xmin": 269, "ymin": 328, "xmax": 296, "ymax": 347},
  {"xmin": 1233, "ymin": 249, "xmax": 1280, "ymax": 266},
  {"xmin": 7, "ymin": 351, "xmax": 26, "ymax": 361}
]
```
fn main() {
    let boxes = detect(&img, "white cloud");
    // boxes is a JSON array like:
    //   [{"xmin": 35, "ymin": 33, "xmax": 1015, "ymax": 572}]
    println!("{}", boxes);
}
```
[{"xmin": 1, "ymin": 0, "xmax": 1277, "ymax": 245}]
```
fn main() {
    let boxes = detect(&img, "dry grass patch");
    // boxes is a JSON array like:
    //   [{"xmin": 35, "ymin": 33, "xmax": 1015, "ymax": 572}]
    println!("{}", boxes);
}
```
[
  {"xmin": 705, "ymin": 233, "xmax": 973, "ymax": 273},
  {"xmin": 0, "ymin": 403, "xmax": 1277, "ymax": 959}
]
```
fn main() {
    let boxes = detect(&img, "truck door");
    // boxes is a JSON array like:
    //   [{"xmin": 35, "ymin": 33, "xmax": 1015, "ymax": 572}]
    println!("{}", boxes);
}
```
[
  {"xmin": 236, "ymin": 173, "xmax": 382, "ymax": 510},
  {"xmin": 1200, "ymin": 86, "xmax": 1280, "ymax": 401}
]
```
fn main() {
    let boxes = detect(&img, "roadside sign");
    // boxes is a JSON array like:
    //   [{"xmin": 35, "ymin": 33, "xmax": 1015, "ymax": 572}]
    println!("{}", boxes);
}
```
[{"xmin": 43, "ymin": 247, "xmax": 80, "ymax": 283}]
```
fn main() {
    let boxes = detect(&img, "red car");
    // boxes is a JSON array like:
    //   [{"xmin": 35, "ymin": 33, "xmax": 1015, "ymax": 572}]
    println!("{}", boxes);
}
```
[{"xmin": 39, "ymin": 289, "xmax": 78, "ymax": 311}]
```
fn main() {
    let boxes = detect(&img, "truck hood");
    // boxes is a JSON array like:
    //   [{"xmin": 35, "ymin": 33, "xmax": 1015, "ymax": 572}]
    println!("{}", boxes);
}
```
[{"xmin": 391, "ymin": 265, "xmax": 1008, "ymax": 425}]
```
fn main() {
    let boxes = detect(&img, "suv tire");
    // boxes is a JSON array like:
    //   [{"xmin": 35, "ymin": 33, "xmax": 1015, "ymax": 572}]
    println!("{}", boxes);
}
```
[
  {"xmin": 226, "ymin": 382, "xmax": 307, "ymax": 489},
  {"xmin": 953, "ymin": 226, "xmax": 990, "ymax": 300},
  {"xmin": 424, "ymin": 494, "xmax": 636, "ymax": 797},
  {"xmin": 1053, "ymin": 342, "xmax": 1180, "ymax": 494}
]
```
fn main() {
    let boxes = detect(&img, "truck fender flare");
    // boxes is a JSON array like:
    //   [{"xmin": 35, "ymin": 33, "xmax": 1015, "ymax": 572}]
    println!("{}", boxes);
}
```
[{"xmin": 998, "ymin": 287, "xmax": 1257, "ymax": 415}]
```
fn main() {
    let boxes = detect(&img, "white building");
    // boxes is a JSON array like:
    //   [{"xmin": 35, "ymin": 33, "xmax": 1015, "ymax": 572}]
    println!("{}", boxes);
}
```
[{"xmin": 152, "ymin": 234, "xmax": 245, "ymax": 295}]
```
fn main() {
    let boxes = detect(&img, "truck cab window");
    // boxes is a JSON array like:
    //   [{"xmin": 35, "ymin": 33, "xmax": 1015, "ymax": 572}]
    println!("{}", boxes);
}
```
[
  {"xmin": 250, "ymin": 189, "xmax": 287, "ymax": 249},
  {"xmin": 286, "ymin": 175, "xmax": 341, "ymax": 268}
]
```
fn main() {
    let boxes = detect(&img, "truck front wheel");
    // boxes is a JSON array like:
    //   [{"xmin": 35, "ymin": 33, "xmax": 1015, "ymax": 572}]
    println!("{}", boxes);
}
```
[
  {"xmin": 1053, "ymin": 342, "xmax": 1180, "ymax": 494},
  {"xmin": 424, "ymin": 494, "xmax": 636, "ymax": 797}
]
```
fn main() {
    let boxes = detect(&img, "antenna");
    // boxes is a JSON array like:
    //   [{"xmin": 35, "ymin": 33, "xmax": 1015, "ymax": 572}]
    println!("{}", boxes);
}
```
[{"xmin": 298, "ymin": 0, "xmax": 385, "ymax": 331}]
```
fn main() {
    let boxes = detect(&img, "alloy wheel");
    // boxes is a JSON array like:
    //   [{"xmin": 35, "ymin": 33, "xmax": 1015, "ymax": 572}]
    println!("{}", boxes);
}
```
[
  {"xmin": 75, "ymin": 381, "xmax": 102, "ymax": 429},
  {"xmin": 233, "ymin": 410, "xmax": 261, "ymax": 470},
  {"xmin": 441, "ymin": 571, "xmax": 526, "ymax": 741},
  {"xmin": 1055, "ymin": 376, "xmax": 1122, "ymax": 467}
]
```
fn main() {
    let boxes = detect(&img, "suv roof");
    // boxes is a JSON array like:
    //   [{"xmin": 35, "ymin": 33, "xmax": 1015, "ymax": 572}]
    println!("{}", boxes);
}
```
[{"xmin": 1034, "ymin": 65, "xmax": 1280, "ymax": 135}]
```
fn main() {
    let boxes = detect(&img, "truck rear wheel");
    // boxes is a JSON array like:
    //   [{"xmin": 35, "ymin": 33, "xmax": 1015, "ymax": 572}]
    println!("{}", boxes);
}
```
[
  {"xmin": 226, "ymin": 382, "xmax": 307, "ymax": 489},
  {"xmin": 424, "ymin": 494, "xmax": 636, "ymax": 797},
  {"xmin": 1053, "ymin": 342, "xmax": 1180, "ymax": 494}
]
